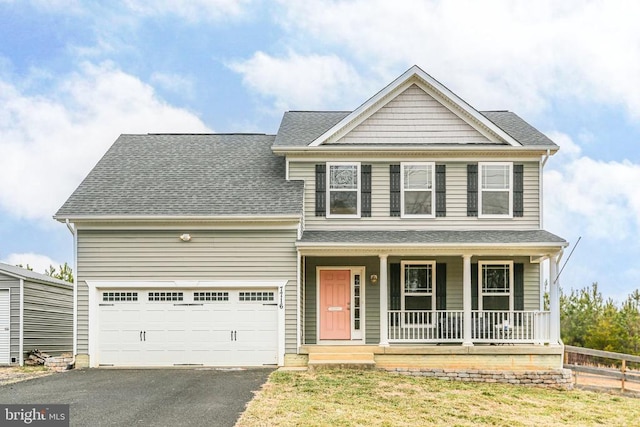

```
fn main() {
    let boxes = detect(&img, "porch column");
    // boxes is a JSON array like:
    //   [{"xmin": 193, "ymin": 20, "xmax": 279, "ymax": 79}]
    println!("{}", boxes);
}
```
[
  {"xmin": 462, "ymin": 254, "xmax": 473, "ymax": 346},
  {"xmin": 379, "ymin": 254, "xmax": 389, "ymax": 346},
  {"xmin": 549, "ymin": 254, "xmax": 560, "ymax": 345}
]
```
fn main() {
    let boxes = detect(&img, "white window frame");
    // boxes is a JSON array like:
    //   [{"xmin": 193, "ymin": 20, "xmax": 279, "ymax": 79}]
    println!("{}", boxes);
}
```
[
  {"xmin": 401, "ymin": 261, "xmax": 436, "ymax": 326},
  {"xmin": 478, "ymin": 261, "xmax": 514, "ymax": 311},
  {"xmin": 478, "ymin": 162, "xmax": 513, "ymax": 218},
  {"xmin": 401, "ymin": 162, "xmax": 435, "ymax": 218},
  {"xmin": 326, "ymin": 162, "xmax": 361, "ymax": 218}
]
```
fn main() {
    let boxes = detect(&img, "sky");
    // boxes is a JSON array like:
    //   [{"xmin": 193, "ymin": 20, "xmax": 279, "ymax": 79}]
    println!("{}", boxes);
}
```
[{"xmin": 1, "ymin": 0, "xmax": 640, "ymax": 302}]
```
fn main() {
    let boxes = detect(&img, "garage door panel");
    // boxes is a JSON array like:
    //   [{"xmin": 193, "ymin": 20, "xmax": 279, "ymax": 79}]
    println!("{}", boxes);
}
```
[{"xmin": 98, "ymin": 288, "xmax": 278, "ymax": 367}]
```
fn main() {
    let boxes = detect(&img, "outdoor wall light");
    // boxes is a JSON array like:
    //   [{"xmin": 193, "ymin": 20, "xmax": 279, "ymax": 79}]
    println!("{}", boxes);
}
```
[
  {"xmin": 179, "ymin": 233, "xmax": 192, "ymax": 242},
  {"xmin": 370, "ymin": 274, "xmax": 378, "ymax": 285}
]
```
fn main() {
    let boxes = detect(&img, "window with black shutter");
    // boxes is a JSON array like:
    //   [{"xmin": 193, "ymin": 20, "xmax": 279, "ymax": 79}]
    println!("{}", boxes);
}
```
[{"xmin": 389, "ymin": 165, "xmax": 401, "ymax": 216}]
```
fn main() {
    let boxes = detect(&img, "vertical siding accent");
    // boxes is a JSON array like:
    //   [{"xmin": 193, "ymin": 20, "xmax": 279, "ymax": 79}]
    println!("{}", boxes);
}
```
[
  {"xmin": 361, "ymin": 164, "xmax": 372, "ymax": 217},
  {"xmin": 513, "ymin": 164, "xmax": 524, "ymax": 217},
  {"xmin": 436, "ymin": 263, "xmax": 447, "ymax": 310},
  {"xmin": 435, "ymin": 164, "xmax": 446, "ymax": 217},
  {"xmin": 389, "ymin": 165, "xmax": 401, "ymax": 217},
  {"xmin": 284, "ymin": 280, "xmax": 297, "ymax": 353},
  {"xmin": 0, "ymin": 275, "xmax": 20, "ymax": 364},
  {"xmin": 315, "ymin": 164, "xmax": 326, "ymax": 217},
  {"xmin": 467, "ymin": 164, "xmax": 478, "ymax": 217}
]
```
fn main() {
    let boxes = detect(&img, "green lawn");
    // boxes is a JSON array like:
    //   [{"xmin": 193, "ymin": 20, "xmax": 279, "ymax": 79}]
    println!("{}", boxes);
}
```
[{"xmin": 236, "ymin": 369, "xmax": 640, "ymax": 426}]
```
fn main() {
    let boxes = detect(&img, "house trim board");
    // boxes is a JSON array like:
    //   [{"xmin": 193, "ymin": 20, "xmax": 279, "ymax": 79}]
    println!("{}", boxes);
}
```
[{"xmin": 18, "ymin": 279, "xmax": 23, "ymax": 366}]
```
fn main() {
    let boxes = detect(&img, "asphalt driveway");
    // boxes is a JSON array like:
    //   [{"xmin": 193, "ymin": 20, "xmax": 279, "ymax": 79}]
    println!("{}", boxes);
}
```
[{"xmin": 0, "ymin": 368, "xmax": 273, "ymax": 426}]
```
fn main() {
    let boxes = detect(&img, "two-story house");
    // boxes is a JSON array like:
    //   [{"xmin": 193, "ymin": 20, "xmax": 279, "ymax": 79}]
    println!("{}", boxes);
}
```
[{"xmin": 55, "ymin": 66, "xmax": 568, "ymax": 379}]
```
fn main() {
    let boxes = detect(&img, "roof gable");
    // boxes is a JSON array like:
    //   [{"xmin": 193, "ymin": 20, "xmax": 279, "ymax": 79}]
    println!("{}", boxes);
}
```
[
  {"xmin": 334, "ymin": 84, "xmax": 497, "ymax": 145},
  {"xmin": 310, "ymin": 65, "xmax": 521, "ymax": 147}
]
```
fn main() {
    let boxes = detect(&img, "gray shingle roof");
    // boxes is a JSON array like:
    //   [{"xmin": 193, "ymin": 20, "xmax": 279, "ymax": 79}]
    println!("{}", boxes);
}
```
[
  {"xmin": 0, "ymin": 263, "xmax": 72, "ymax": 287},
  {"xmin": 298, "ymin": 230, "xmax": 567, "ymax": 246},
  {"xmin": 55, "ymin": 134, "xmax": 304, "ymax": 218},
  {"xmin": 271, "ymin": 110, "xmax": 557, "ymax": 148},
  {"xmin": 273, "ymin": 111, "xmax": 350, "ymax": 147},
  {"xmin": 481, "ymin": 111, "xmax": 558, "ymax": 147}
]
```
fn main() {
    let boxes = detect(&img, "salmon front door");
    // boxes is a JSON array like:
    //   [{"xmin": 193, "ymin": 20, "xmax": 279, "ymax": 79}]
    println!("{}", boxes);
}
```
[{"xmin": 319, "ymin": 270, "xmax": 351, "ymax": 340}]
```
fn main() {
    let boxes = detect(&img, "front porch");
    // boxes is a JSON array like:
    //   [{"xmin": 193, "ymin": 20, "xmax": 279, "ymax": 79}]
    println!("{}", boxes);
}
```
[{"xmin": 298, "ymin": 343, "xmax": 564, "ymax": 371}]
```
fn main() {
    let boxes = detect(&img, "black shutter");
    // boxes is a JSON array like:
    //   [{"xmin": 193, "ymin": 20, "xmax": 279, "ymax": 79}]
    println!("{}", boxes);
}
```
[
  {"xmin": 361, "ymin": 164, "xmax": 372, "ymax": 217},
  {"xmin": 513, "ymin": 164, "xmax": 524, "ymax": 217},
  {"xmin": 390, "ymin": 165, "xmax": 401, "ymax": 217},
  {"xmin": 315, "ymin": 164, "xmax": 326, "ymax": 217},
  {"xmin": 471, "ymin": 263, "xmax": 478, "ymax": 310},
  {"xmin": 514, "ymin": 263, "xmax": 524, "ymax": 311},
  {"xmin": 436, "ymin": 263, "xmax": 447, "ymax": 310},
  {"xmin": 436, "ymin": 165, "xmax": 446, "ymax": 217},
  {"xmin": 389, "ymin": 263, "xmax": 401, "ymax": 311},
  {"xmin": 467, "ymin": 164, "xmax": 478, "ymax": 217}
]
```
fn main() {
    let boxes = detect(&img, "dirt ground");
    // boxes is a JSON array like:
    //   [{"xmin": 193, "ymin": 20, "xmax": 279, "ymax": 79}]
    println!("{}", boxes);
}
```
[
  {"xmin": 0, "ymin": 367, "xmax": 54, "ymax": 386},
  {"xmin": 573, "ymin": 371, "xmax": 640, "ymax": 397}
]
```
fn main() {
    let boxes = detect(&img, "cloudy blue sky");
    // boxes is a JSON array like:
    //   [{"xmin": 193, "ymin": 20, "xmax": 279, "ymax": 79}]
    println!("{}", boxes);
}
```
[{"xmin": 1, "ymin": 0, "xmax": 639, "ymax": 302}]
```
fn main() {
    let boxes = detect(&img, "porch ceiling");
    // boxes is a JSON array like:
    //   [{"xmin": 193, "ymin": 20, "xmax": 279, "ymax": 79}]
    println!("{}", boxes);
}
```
[{"xmin": 296, "ymin": 229, "xmax": 567, "ymax": 257}]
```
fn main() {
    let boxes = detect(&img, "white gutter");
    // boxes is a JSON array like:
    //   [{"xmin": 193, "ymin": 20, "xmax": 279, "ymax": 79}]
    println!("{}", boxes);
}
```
[
  {"xmin": 19, "ymin": 278, "xmax": 24, "ymax": 366},
  {"xmin": 54, "ymin": 214, "xmax": 302, "ymax": 222},
  {"xmin": 65, "ymin": 219, "xmax": 78, "ymax": 363}
]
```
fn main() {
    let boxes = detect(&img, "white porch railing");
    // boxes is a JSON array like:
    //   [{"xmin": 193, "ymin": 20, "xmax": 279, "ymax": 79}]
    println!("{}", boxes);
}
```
[{"xmin": 388, "ymin": 310, "xmax": 550, "ymax": 344}]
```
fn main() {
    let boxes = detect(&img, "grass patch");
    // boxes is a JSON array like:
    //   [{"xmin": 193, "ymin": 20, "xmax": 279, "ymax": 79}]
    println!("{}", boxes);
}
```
[{"xmin": 237, "ymin": 370, "xmax": 640, "ymax": 426}]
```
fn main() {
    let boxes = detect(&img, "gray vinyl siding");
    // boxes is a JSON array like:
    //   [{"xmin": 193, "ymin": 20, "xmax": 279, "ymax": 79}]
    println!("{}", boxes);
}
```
[
  {"xmin": 334, "ymin": 85, "xmax": 490, "ymax": 144},
  {"xmin": 23, "ymin": 280, "xmax": 73, "ymax": 357},
  {"xmin": 0, "ymin": 275, "xmax": 20, "ymax": 364},
  {"xmin": 76, "ymin": 229, "xmax": 298, "ymax": 354},
  {"xmin": 289, "ymin": 161, "xmax": 540, "ymax": 230},
  {"xmin": 303, "ymin": 257, "xmax": 380, "ymax": 345}
]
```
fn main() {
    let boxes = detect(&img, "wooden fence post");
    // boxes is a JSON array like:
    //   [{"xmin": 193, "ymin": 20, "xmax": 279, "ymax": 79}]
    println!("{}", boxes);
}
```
[{"xmin": 621, "ymin": 360, "xmax": 626, "ymax": 393}]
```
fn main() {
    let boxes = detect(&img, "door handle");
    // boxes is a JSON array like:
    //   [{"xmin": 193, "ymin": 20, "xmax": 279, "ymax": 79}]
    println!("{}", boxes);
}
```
[
  {"xmin": 140, "ymin": 331, "xmax": 143, "ymax": 341},
  {"xmin": 143, "ymin": 331, "xmax": 146, "ymax": 341},
  {"xmin": 234, "ymin": 331, "xmax": 237, "ymax": 341}
]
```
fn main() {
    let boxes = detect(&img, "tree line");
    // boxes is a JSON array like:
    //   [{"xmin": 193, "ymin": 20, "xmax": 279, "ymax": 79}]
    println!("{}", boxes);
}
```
[{"xmin": 561, "ymin": 283, "xmax": 640, "ymax": 356}]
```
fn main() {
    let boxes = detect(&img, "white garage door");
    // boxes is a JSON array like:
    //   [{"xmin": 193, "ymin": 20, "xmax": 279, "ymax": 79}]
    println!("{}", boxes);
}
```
[{"xmin": 98, "ymin": 289, "xmax": 278, "ymax": 367}]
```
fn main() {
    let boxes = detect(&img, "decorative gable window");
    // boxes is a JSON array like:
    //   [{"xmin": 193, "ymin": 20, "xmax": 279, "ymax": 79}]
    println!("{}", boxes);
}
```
[
  {"xmin": 401, "ymin": 162, "xmax": 435, "ymax": 217},
  {"xmin": 327, "ymin": 162, "xmax": 361, "ymax": 217},
  {"xmin": 478, "ymin": 261, "xmax": 513, "ymax": 311},
  {"xmin": 478, "ymin": 162, "xmax": 512, "ymax": 218}
]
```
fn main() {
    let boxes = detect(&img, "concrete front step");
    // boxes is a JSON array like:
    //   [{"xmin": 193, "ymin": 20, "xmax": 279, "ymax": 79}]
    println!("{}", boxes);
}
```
[
  {"xmin": 308, "ymin": 360, "xmax": 376, "ymax": 370},
  {"xmin": 308, "ymin": 352, "xmax": 375, "ymax": 362}
]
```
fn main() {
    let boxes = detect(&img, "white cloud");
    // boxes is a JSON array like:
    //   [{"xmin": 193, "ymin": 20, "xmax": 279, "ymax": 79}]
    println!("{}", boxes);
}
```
[
  {"xmin": 150, "ymin": 72, "xmax": 195, "ymax": 98},
  {"xmin": 228, "ymin": 52, "xmax": 369, "ymax": 111},
  {"xmin": 2, "ymin": 253, "xmax": 61, "ymax": 275},
  {"xmin": 123, "ymin": 0, "xmax": 255, "ymax": 22},
  {"xmin": 0, "ymin": 61, "xmax": 210, "ymax": 223},
  {"xmin": 241, "ymin": 0, "xmax": 640, "ymax": 119},
  {"xmin": 544, "ymin": 135, "xmax": 640, "ymax": 240}
]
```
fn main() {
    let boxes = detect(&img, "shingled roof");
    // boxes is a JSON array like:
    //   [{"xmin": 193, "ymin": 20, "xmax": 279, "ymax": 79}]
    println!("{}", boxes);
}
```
[
  {"xmin": 55, "ymin": 134, "xmax": 304, "ymax": 218},
  {"xmin": 273, "ymin": 110, "xmax": 557, "ymax": 148}
]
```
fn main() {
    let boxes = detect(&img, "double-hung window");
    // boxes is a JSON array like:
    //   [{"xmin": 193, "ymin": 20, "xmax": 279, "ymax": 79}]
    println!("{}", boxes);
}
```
[
  {"xmin": 478, "ymin": 261, "xmax": 513, "ymax": 311},
  {"xmin": 327, "ymin": 162, "xmax": 360, "ymax": 217},
  {"xmin": 401, "ymin": 261, "xmax": 436, "ymax": 325},
  {"xmin": 478, "ymin": 162, "xmax": 512, "ymax": 218},
  {"xmin": 401, "ymin": 162, "xmax": 435, "ymax": 217}
]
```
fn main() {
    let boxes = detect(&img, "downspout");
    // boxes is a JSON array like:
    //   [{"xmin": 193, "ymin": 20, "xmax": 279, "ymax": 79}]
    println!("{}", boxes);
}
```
[
  {"xmin": 65, "ymin": 219, "xmax": 77, "ymax": 366},
  {"xmin": 19, "ymin": 278, "xmax": 24, "ymax": 366},
  {"xmin": 540, "ymin": 149, "xmax": 550, "ymax": 229}
]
